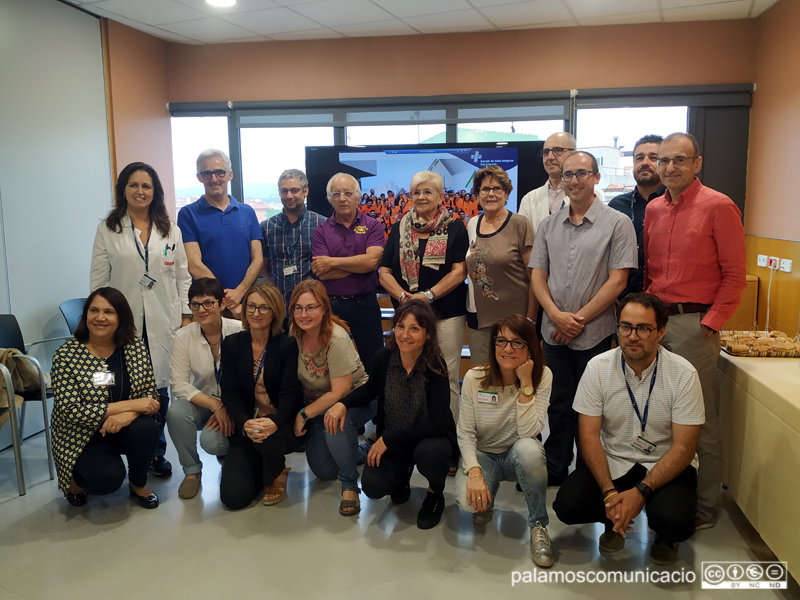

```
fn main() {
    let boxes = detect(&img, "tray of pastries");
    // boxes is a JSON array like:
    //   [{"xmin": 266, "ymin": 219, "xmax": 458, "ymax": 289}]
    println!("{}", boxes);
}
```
[{"xmin": 720, "ymin": 330, "xmax": 800, "ymax": 357}]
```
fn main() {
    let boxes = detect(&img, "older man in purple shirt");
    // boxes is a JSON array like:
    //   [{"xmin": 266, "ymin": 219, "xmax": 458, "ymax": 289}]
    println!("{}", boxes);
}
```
[{"xmin": 312, "ymin": 173, "xmax": 385, "ymax": 369}]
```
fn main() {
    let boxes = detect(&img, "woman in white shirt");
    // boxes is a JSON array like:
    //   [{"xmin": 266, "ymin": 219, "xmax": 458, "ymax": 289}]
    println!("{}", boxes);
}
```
[
  {"xmin": 90, "ymin": 162, "xmax": 191, "ymax": 476},
  {"xmin": 167, "ymin": 278, "xmax": 242, "ymax": 499}
]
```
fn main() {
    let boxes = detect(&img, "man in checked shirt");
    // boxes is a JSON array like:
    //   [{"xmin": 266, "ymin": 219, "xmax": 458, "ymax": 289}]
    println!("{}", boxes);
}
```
[{"xmin": 643, "ymin": 132, "xmax": 746, "ymax": 531}]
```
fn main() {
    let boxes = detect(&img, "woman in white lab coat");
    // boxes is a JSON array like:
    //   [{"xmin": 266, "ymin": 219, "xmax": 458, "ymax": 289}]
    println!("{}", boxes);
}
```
[{"xmin": 90, "ymin": 161, "xmax": 191, "ymax": 476}]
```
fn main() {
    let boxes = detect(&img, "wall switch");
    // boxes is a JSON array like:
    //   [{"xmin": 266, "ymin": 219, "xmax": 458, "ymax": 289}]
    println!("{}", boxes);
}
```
[
  {"xmin": 780, "ymin": 259, "xmax": 792, "ymax": 273},
  {"xmin": 769, "ymin": 257, "xmax": 780, "ymax": 269},
  {"xmin": 757, "ymin": 254, "xmax": 768, "ymax": 267}
]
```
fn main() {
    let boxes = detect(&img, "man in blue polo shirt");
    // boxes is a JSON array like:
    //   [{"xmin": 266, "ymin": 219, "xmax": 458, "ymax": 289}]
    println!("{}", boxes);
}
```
[
  {"xmin": 261, "ymin": 169, "xmax": 326, "ymax": 311},
  {"xmin": 312, "ymin": 173, "xmax": 385, "ymax": 368},
  {"xmin": 178, "ymin": 149, "xmax": 263, "ymax": 318}
]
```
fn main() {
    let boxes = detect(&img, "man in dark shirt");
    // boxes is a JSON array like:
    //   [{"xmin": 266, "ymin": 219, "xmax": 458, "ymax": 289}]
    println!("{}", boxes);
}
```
[{"xmin": 608, "ymin": 135, "xmax": 666, "ymax": 296}]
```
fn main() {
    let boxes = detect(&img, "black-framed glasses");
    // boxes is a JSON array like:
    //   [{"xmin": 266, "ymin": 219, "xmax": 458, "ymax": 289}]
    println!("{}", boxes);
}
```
[
  {"xmin": 540, "ymin": 147, "xmax": 575, "ymax": 157},
  {"xmin": 657, "ymin": 155, "xmax": 696, "ymax": 167},
  {"xmin": 198, "ymin": 169, "xmax": 229, "ymax": 181},
  {"xmin": 188, "ymin": 300, "xmax": 219, "ymax": 311},
  {"xmin": 618, "ymin": 323, "xmax": 655, "ymax": 339},
  {"xmin": 292, "ymin": 304, "xmax": 322, "ymax": 315},
  {"xmin": 494, "ymin": 337, "xmax": 527, "ymax": 350},
  {"xmin": 561, "ymin": 170, "xmax": 596, "ymax": 182},
  {"xmin": 479, "ymin": 186, "xmax": 505, "ymax": 196},
  {"xmin": 246, "ymin": 303, "xmax": 273, "ymax": 315}
]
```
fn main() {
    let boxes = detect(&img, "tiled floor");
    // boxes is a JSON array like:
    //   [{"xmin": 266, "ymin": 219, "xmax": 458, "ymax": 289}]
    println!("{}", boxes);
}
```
[{"xmin": 1, "ymin": 434, "xmax": 797, "ymax": 600}]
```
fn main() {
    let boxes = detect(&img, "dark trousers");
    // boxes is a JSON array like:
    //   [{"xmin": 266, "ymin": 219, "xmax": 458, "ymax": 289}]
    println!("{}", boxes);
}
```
[
  {"xmin": 329, "ymin": 293, "xmax": 384, "ymax": 372},
  {"xmin": 219, "ymin": 424, "xmax": 301, "ymax": 511},
  {"xmin": 542, "ymin": 336, "xmax": 612, "ymax": 482},
  {"xmin": 362, "ymin": 437, "xmax": 451, "ymax": 497},
  {"xmin": 155, "ymin": 386, "xmax": 169, "ymax": 458},
  {"xmin": 553, "ymin": 460, "xmax": 698, "ymax": 544},
  {"xmin": 73, "ymin": 415, "xmax": 160, "ymax": 493}
]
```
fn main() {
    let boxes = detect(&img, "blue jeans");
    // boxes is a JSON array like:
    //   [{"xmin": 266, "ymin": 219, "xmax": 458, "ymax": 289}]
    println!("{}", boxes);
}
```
[
  {"xmin": 304, "ymin": 401, "xmax": 375, "ymax": 490},
  {"xmin": 329, "ymin": 293, "xmax": 384, "ymax": 372},
  {"xmin": 455, "ymin": 438, "xmax": 549, "ymax": 527},
  {"xmin": 542, "ymin": 336, "xmax": 612, "ymax": 482}
]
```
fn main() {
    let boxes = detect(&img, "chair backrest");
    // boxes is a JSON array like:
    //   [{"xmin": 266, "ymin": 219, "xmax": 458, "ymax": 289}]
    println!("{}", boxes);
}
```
[
  {"xmin": 59, "ymin": 298, "xmax": 87, "ymax": 335},
  {"xmin": 0, "ymin": 315, "xmax": 25, "ymax": 352}
]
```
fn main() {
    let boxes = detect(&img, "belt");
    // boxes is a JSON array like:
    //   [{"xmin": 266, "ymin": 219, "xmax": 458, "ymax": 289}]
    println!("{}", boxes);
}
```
[
  {"xmin": 329, "ymin": 292, "xmax": 373, "ymax": 300},
  {"xmin": 664, "ymin": 302, "xmax": 710, "ymax": 316}
]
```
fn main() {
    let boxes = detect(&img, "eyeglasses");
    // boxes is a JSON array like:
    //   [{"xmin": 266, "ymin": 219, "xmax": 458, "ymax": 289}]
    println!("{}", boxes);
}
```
[
  {"xmin": 618, "ymin": 323, "xmax": 656, "ymax": 339},
  {"xmin": 331, "ymin": 190, "xmax": 355, "ymax": 200},
  {"xmin": 657, "ymin": 155, "xmax": 697, "ymax": 167},
  {"xmin": 246, "ymin": 303, "xmax": 273, "ymax": 315},
  {"xmin": 198, "ymin": 169, "xmax": 229, "ymax": 181},
  {"xmin": 634, "ymin": 152, "xmax": 659, "ymax": 163},
  {"xmin": 494, "ymin": 337, "xmax": 528, "ymax": 350},
  {"xmin": 561, "ymin": 170, "xmax": 596, "ymax": 182},
  {"xmin": 411, "ymin": 189, "xmax": 437, "ymax": 198},
  {"xmin": 540, "ymin": 147, "xmax": 575, "ymax": 157},
  {"xmin": 279, "ymin": 187, "xmax": 304, "ymax": 196},
  {"xmin": 188, "ymin": 300, "xmax": 219, "ymax": 311},
  {"xmin": 292, "ymin": 304, "xmax": 322, "ymax": 315},
  {"xmin": 479, "ymin": 186, "xmax": 505, "ymax": 196}
]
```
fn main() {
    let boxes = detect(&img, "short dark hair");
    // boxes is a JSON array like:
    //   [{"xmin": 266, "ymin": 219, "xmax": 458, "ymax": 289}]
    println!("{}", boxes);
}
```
[
  {"xmin": 385, "ymin": 300, "xmax": 446, "ymax": 377},
  {"xmin": 74, "ymin": 287, "xmax": 137, "ymax": 348},
  {"xmin": 471, "ymin": 165, "xmax": 513, "ymax": 198},
  {"xmin": 188, "ymin": 277, "xmax": 224, "ymax": 303},
  {"xmin": 633, "ymin": 135, "xmax": 664, "ymax": 153},
  {"xmin": 617, "ymin": 293, "xmax": 669, "ymax": 331},
  {"xmin": 480, "ymin": 314, "xmax": 545, "ymax": 393},
  {"xmin": 563, "ymin": 150, "xmax": 599, "ymax": 173}
]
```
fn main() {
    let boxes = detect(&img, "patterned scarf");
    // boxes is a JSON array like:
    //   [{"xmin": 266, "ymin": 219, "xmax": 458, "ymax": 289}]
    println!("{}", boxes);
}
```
[
  {"xmin": 398, "ymin": 204, "xmax": 452, "ymax": 292},
  {"xmin": 384, "ymin": 350, "xmax": 429, "ymax": 432}
]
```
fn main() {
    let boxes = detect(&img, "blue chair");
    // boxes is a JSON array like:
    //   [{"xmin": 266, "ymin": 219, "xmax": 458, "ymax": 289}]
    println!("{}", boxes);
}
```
[{"xmin": 59, "ymin": 298, "xmax": 86, "ymax": 335}]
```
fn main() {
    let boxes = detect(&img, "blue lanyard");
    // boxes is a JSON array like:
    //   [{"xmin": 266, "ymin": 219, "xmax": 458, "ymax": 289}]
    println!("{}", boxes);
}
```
[
  {"xmin": 253, "ymin": 341, "xmax": 268, "ymax": 384},
  {"xmin": 201, "ymin": 324, "xmax": 223, "ymax": 389},
  {"xmin": 621, "ymin": 351, "xmax": 658, "ymax": 433},
  {"xmin": 131, "ymin": 221, "xmax": 151, "ymax": 272}
]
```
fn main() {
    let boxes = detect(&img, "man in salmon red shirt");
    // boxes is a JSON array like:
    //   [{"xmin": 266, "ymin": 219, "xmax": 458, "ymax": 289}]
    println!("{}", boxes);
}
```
[{"xmin": 643, "ymin": 132, "xmax": 746, "ymax": 531}]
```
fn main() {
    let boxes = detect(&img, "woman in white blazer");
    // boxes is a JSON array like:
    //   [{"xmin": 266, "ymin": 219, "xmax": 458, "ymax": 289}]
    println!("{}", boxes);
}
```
[{"xmin": 90, "ymin": 161, "xmax": 191, "ymax": 476}]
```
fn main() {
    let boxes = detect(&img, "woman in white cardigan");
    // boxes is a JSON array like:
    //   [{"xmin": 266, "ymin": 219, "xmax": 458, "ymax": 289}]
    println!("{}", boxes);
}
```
[{"xmin": 90, "ymin": 161, "xmax": 191, "ymax": 476}]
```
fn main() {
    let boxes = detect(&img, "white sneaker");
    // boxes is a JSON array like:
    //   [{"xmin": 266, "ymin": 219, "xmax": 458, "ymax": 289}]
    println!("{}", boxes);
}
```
[{"xmin": 530, "ymin": 522, "xmax": 555, "ymax": 568}]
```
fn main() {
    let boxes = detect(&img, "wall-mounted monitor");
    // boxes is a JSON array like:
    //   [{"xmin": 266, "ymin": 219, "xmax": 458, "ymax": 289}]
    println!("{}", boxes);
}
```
[{"xmin": 305, "ymin": 141, "xmax": 547, "ymax": 218}]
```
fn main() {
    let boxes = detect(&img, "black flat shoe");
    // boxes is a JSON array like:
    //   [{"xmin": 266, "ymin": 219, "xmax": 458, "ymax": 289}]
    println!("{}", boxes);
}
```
[
  {"xmin": 417, "ymin": 491, "xmax": 445, "ymax": 530},
  {"xmin": 64, "ymin": 490, "xmax": 87, "ymax": 507},
  {"xmin": 129, "ymin": 484, "xmax": 159, "ymax": 509},
  {"xmin": 149, "ymin": 456, "xmax": 172, "ymax": 477}
]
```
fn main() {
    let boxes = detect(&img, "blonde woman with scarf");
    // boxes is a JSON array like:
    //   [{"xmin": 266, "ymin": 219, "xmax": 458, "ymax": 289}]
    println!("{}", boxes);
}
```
[{"xmin": 379, "ymin": 171, "xmax": 468, "ymax": 425}]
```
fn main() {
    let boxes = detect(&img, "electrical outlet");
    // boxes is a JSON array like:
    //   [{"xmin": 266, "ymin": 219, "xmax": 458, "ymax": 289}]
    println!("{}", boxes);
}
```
[
  {"xmin": 757, "ymin": 254, "xmax": 768, "ymax": 267},
  {"xmin": 780, "ymin": 259, "xmax": 792, "ymax": 273},
  {"xmin": 769, "ymin": 257, "xmax": 780, "ymax": 269}
]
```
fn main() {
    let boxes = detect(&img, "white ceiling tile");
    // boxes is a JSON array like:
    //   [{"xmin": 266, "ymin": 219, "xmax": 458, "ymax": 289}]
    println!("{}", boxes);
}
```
[
  {"xmin": 371, "ymin": 0, "xmax": 471, "ymax": 18},
  {"xmin": 567, "ymin": 0, "xmax": 658, "ymax": 19},
  {"xmin": 663, "ymin": 0, "xmax": 751, "ymax": 21},
  {"xmin": 403, "ymin": 8, "xmax": 496, "ymax": 33},
  {"xmin": 222, "ymin": 7, "xmax": 322, "ymax": 34},
  {"xmin": 158, "ymin": 17, "xmax": 261, "ymax": 42},
  {"xmin": 502, "ymin": 19, "xmax": 578, "ymax": 29},
  {"xmin": 214, "ymin": 35, "xmax": 274, "ymax": 43},
  {"xmin": 750, "ymin": 0, "xmax": 780, "ymax": 17},
  {"xmin": 578, "ymin": 9, "xmax": 661, "ymax": 26},
  {"xmin": 80, "ymin": 4, "xmax": 203, "ymax": 42},
  {"xmin": 269, "ymin": 27, "xmax": 345, "ymax": 39},
  {"xmin": 469, "ymin": 0, "xmax": 543, "ymax": 7},
  {"xmin": 92, "ymin": 0, "xmax": 208, "ymax": 25},
  {"xmin": 291, "ymin": 0, "xmax": 394, "ymax": 27},
  {"xmin": 173, "ymin": 0, "xmax": 282, "ymax": 16},
  {"xmin": 660, "ymin": 0, "xmax": 734, "ymax": 8},
  {"xmin": 480, "ymin": 0, "xmax": 574, "ymax": 28},
  {"xmin": 333, "ymin": 19, "xmax": 419, "ymax": 37}
]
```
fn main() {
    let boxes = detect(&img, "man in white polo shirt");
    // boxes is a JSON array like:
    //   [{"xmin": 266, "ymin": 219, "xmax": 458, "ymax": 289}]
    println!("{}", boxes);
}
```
[{"xmin": 553, "ymin": 293, "xmax": 704, "ymax": 565}]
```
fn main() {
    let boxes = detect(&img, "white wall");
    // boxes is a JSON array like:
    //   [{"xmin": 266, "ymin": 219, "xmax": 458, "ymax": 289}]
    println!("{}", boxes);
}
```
[{"xmin": 0, "ymin": 0, "xmax": 112, "ymax": 357}]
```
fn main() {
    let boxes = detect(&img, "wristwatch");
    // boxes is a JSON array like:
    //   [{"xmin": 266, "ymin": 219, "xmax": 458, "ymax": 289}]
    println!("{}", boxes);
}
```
[
  {"xmin": 399, "ymin": 291, "xmax": 407, "ymax": 301},
  {"xmin": 521, "ymin": 385, "xmax": 534, "ymax": 396},
  {"xmin": 424, "ymin": 289, "xmax": 436, "ymax": 303},
  {"xmin": 300, "ymin": 407, "xmax": 310, "ymax": 422},
  {"xmin": 635, "ymin": 481, "xmax": 653, "ymax": 500}
]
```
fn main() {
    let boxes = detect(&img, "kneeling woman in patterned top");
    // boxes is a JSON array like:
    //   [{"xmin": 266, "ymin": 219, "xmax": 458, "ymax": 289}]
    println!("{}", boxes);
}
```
[
  {"xmin": 51, "ymin": 288, "xmax": 161, "ymax": 509},
  {"xmin": 455, "ymin": 315, "xmax": 555, "ymax": 567},
  {"xmin": 218, "ymin": 283, "xmax": 303, "ymax": 510},
  {"xmin": 328, "ymin": 300, "xmax": 457, "ymax": 529}
]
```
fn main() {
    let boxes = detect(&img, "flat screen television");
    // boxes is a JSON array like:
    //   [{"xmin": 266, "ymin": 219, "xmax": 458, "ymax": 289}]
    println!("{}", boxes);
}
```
[{"xmin": 305, "ymin": 141, "xmax": 547, "ymax": 219}]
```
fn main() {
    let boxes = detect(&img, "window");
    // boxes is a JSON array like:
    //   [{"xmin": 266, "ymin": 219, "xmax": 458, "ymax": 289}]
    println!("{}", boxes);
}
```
[
  {"xmin": 170, "ymin": 116, "xmax": 229, "ymax": 211},
  {"xmin": 457, "ymin": 120, "xmax": 564, "ymax": 143},
  {"xmin": 346, "ymin": 124, "xmax": 445, "ymax": 146}
]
